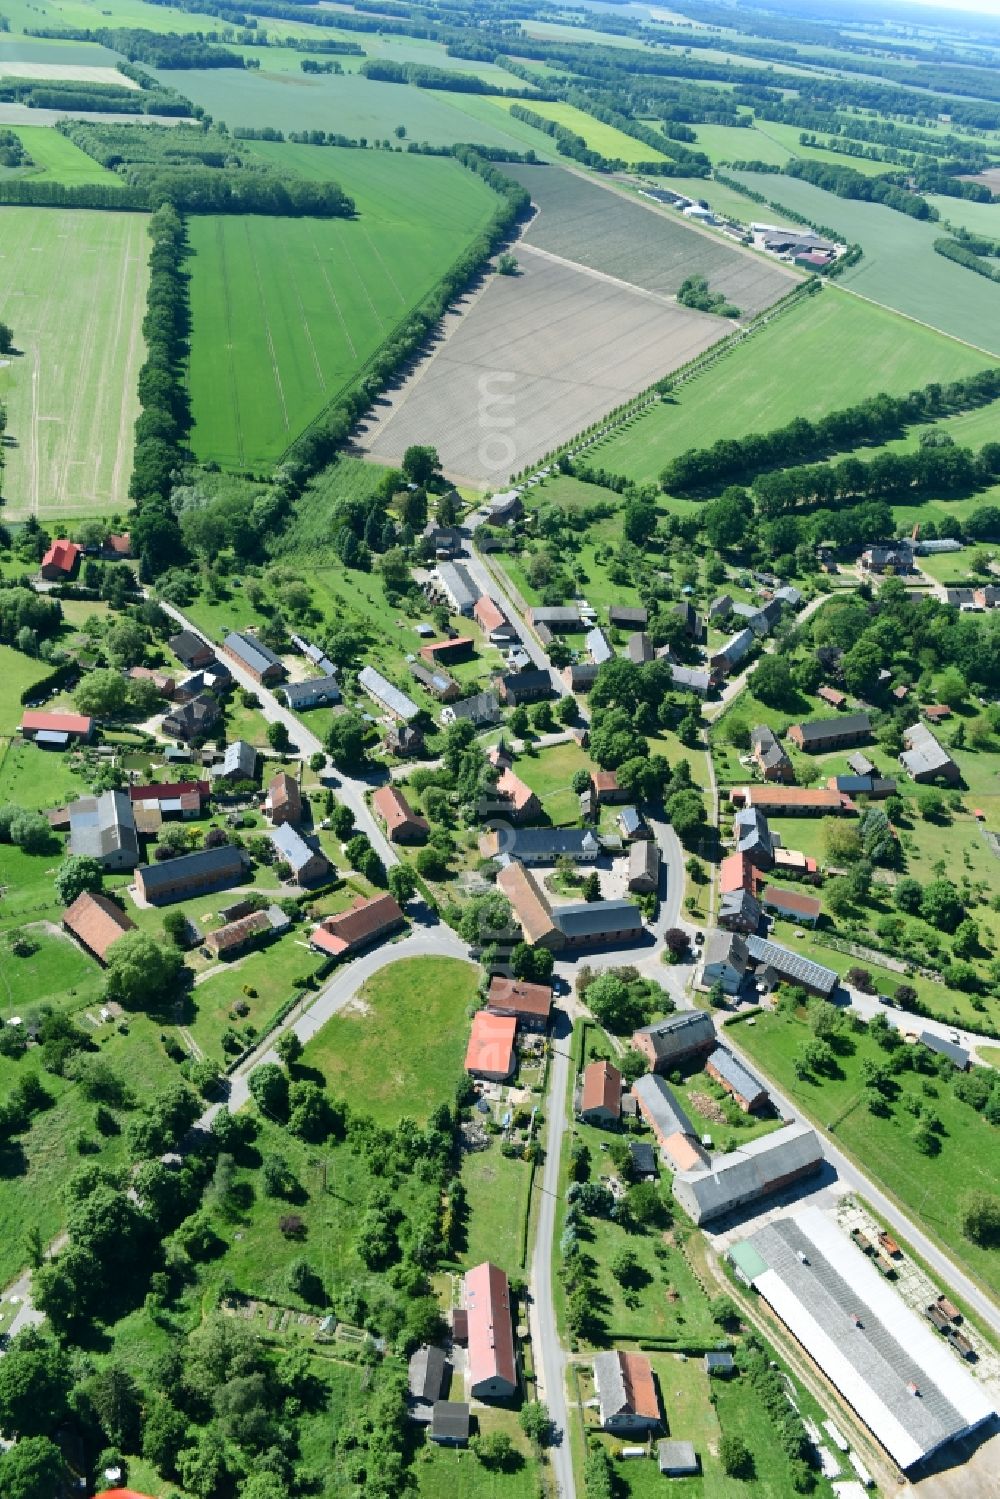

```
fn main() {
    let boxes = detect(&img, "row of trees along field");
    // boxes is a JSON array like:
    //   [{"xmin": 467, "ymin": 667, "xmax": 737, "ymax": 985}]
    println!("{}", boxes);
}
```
[
  {"xmin": 0, "ymin": 123, "xmax": 356, "ymax": 216},
  {"xmin": 127, "ymin": 151, "xmax": 529, "ymax": 578},
  {"xmin": 659, "ymin": 368, "xmax": 1000, "ymax": 493}
]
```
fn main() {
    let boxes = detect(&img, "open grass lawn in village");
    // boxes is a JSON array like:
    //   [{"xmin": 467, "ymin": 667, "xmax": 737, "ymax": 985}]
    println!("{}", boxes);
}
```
[
  {"xmin": 593, "ymin": 287, "xmax": 993, "ymax": 484},
  {"xmin": 0, "ymin": 644, "xmax": 55, "ymax": 733},
  {"xmin": 460, "ymin": 1144, "xmax": 534, "ymax": 1277},
  {"xmin": 0, "ymin": 207, "xmax": 148, "ymax": 521},
  {"xmin": 0, "ymin": 926, "xmax": 101, "ymax": 1023},
  {"xmin": 516, "ymin": 739, "xmax": 594, "ymax": 826},
  {"xmin": 186, "ymin": 147, "xmax": 497, "ymax": 469},
  {"xmin": 300, "ymin": 956, "xmax": 479, "ymax": 1125},
  {"xmin": 414, "ymin": 1431, "xmax": 539, "ymax": 1499},
  {"xmin": 732, "ymin": 1008, "xmax": 1000, "ymax": 1299},
  {"xmin": 186, "ymin": 936, "xmax": 325, "ymax": 1067}
]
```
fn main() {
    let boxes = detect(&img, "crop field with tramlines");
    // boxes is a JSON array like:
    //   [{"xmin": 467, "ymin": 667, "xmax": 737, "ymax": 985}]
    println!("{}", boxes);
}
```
[
  {"xmin": 591, "ymin": 286, "xmax": 993, "ymax": 484},
  {"xmin": 186, "ymin": 146, "xmax": 498, "ymax": 468},
  {"xmin": 504, "ymin": 163, "xmax": 797, "ymax": 314},
  {"xmin": 0, "ymin": 206, "xmax": 147, "ymax": 519}
]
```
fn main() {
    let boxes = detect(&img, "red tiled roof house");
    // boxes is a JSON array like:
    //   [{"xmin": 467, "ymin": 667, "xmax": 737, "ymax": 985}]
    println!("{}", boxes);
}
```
[
  {"xmin": 63, "ymin": 890, "xmax": 135, "ymax": 964},
  {"xmin": 372, "ymin": 785, "xmax": 429, "ymax": 844},
  {"xmin": 41, "ymin": 538, "xmax": 81, "ymax": 580},
  {"xmin": 579, "ymin": 1059, "xmax": 622, "ymax": 1125}
]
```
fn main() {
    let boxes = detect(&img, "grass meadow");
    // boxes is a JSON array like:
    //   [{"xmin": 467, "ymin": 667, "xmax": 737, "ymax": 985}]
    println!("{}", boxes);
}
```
[
  {"xmin": 592, "ymin": 287, "xmax": 992, "ymax": 484},
  {"xmin": 186, "ymin": 148, "xmax": 497, "ymax": 467},
  {"xmin": 300, "ymin": 956, "xmax": 479, "ymax": 1124},
  {"xmin": 495, "ymin": 96, "xmax": 673, "ymax": 164},
  {"xmin": 0, "ymin": 644, "xmax": 52, "ymax": 732},
  {"xmin": 731, "ymin": 169, "xmax": 1000, "ymax": 355},
  {"xmin": 5, "ymin": 123, "xmax": 121, "ymax": 183},
  {"xmin": 0, "ymin": 207, "xmax": 148, "ymax": 520},
  {"xmin": 731, "ymin": 1008, "xmax": 1000, "ymax": 1299},
  {"xmin": 692, "ymin": 118, "xmax": 895, "ymax": 177}
]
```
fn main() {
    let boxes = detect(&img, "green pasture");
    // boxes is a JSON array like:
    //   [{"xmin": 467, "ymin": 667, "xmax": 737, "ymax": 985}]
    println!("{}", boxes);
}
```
[
  {"xmin": 731, "ymin": 169, "xmax": 1000, "ymax": 355},
  {"xmin": 693, "ymin": 118, "xmax": 897, "ymax": 177},
  {"xmin": 0, "ymin": 645, "xmax": 52, "ymax": 732},
  {"xmin": 593, "ymin": 288, "xmax": 992, "ymax": 484},
  {"xmin": 0, "ymin": 207, "xmax": 148, "ymax": 521},
  {"xmin": 415, "ymin": 1435, "xmax": 539, "ymax": 1499},
  {"xmin": 495, "ymin": 96, "xmax": 673, "ymax": 164},
  {"xmin": 301, "ymin": 956, "xmax": 478, "ymax": 1125},
  {"xmin": 732, "ymin": 1007, "xmax": 1000, "ymax": 1300},
  {"xmin": 186, "ymin": 149, "xmax": 497, "ymax": 467},
  {"xmin": 929, "ymin": 194, "xmax": 1000, "ymax": 239},
  {"xmin": 7, "ymin": 123, "xmax": 120, "ymax": 184},
  {"xmin": 0, "ymin": 926, "xmax": 101, "ymax": 1023}
]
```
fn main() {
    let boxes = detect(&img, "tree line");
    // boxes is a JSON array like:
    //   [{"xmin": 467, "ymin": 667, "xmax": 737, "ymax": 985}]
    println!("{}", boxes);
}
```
[
  {"xmin": 660, "ymin": 368, "xmax": 1000, "ymax": 493},
  {"xmin": 359, "ymin": 58, "xmax": 526, "ymax": 95},
  {"xmin": 25, "ymin": 23, "xmax": 249, "ymax": 68},
  {"xmin": 934, "ymin": 236, "xmax": 1000, "ymax": 284},
  {"xmin": 752, "ymin": 436, "xmax": 1000, "ymax": 519},
  {"xmin": 783, "ymin": 158, "xmax": 936, "ymax": 220},
  {"xmin": 129, "ymin": 204, "xmax": 191, "ymax": 579}
]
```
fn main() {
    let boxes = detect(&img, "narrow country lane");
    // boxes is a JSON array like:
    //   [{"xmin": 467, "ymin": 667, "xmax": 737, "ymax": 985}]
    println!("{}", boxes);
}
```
[
  {"xmin": 529, "ymin": 1012, "xmax": 577, "ymax": 1499},
  {"xmin": 157, "ymin": 601, "xmax": 398, "ymax": 870}
]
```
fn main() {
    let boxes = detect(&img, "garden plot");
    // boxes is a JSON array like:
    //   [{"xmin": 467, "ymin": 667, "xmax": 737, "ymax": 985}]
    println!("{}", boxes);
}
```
[
  {"xmin": 503, "ymin": 162, "xmax": 797, "ymax": 315},
  {"xmin": 360, "ymin": 244, "xmax": 726, "ymax": 486}
]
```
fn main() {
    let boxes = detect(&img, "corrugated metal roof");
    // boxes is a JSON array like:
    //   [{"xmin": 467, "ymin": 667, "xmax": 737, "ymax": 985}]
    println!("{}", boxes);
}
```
[{"xmin": 744, "ymin": 1208, "xmax": 994, "ymax": 1470}]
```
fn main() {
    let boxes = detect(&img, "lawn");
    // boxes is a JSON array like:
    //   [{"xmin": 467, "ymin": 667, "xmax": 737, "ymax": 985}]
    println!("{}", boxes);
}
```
[
  {"xmin": 414, "ymin": 1438, "xmax": 539, "ymax": 1499},
  {"xmin": 301, "ymin": 956, "xmax": 479, "ymax": 1124},
  {"xmin": 0, "ymin": 926, "xmax": 102, "ymax": 1023},
  {"xmin": 516, "ymin": 739, "xmax": 594, "ymax": 826},
  {"xmin": 0, "ymin": 207, "xmax": 148, "ymax": 521},
  {"xmin": 0, "ymin": 645, "xmax": 52, "ymax": 732},
  {"xmin": 594, "ymin": 288, "xmax": 992, "ymax": 484},
  {"xmin": 185, "ymin": 147, "xmax": 497, "ymax": 468},
  {"xmin": 188, "ymin": 934, "xmax": 324, "ymax": 1065},
  {"xmin": 731, "ymin": 1007, "xmax": 1000, "ymax": 1300},
  {"xmin": 731, "ymin": 170, "xmax": 1000, "ymax": 356},
  {"xmin": 460, "ymin": 1143, "xmax": 534, "ymax": 1277}
]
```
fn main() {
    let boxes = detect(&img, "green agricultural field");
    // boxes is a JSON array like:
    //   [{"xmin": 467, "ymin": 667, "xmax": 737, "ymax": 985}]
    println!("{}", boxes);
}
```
[
  {"xmin": 732, "ymin": 1008, "xmax": 1000, "ymax": 1299},
  {"xmin": 694, "ymin": 118, "xmax": 897, "ymax": 177},
  {"xmin": 150, "ymin": 63, "xmax": 553, "ymax": 149},
  {"xmin": 0, "ymin": 207, "xmax": 148, "ymax": 520},
  {"xmin": 7, "ymin": 124, "xmax": 120, "ymax": 184},
  {"xmin": 593, "ymin": 288, "xmax": 992, "ymax": 484},
  {"xmin": 929, "ymin": 195, "xmax": 1000, "ymax": 238},
  {"xmin": 185, "ymin": 148, "xmax": 497, "ymax": 467},
  {"xmin": 731, "ymin": 169, "xmax": 1000, "ymax": 354},
  {"xmin": 301, "ymin": 956, "xmax": 478, "ymax": 1124},
  {"xmin": 495, "ymin": 96, "xmax": 673, "ymax": 163}
]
